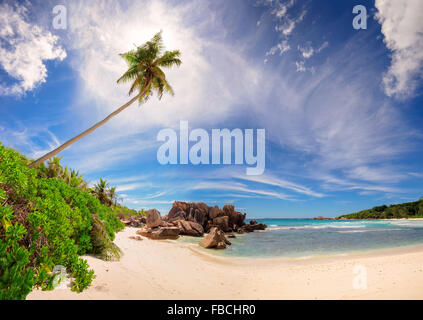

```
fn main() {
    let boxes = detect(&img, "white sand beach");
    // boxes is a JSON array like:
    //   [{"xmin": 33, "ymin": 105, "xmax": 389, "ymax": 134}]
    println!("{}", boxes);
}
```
[{"xmin": 28, "ymin": 227, "xmax": 423, "ymax": 300}]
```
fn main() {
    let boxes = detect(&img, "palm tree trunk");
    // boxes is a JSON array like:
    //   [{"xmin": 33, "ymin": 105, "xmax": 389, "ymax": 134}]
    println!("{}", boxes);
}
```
[{"xmin": 28, "ymin": 90, "xmax": 146, "ymax": 168}]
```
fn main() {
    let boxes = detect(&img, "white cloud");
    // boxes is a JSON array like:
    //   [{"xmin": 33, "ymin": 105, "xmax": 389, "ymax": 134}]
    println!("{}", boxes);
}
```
[
  {"xmin": 264, "ymin": 1, "xmax": 307, "ymax": 62},
  {"xmin": 320, "ymin": 175, "xmax": 404, "ymax": 194},
  {"xmin": 116, "ymin": 182, "xmax": 152, "ymax": 192},
  {"xmin": 0, "ymin": 3, "xmax": 66, "ymax": 96},
  {"xmin": 298, "ymin": 41, "xmax": 328, "ymax": 59},
  {"xmin": 295, "ymin": 60, "xmax": 306, "ymax": 72},
  {"xmin": 299, "ymin": 46, "xmax": 313, "ymax": 59},
  {"xmin": 270, "ymin": 0, "xmax": 293, "ymax": 19},
  {"xmin": 266, "ymin": 40, "xmax": 290, "ymax": 56},
  {"xmin": 0, "ymin": 120, "xmax": 61, "ymax": 159},
  {"xmin": 408, "ymin": 172, "xmax": 423, "ymax": 179},
  {"xmin": 234, "ymin": 173, "xmax": 325, "ymax": 198},
  {"xmin": 346, "ymin": 166, "xmax": 406, "ymax": 183},
  {"xmin": 191, "ymin": 181, "xmax": 295, "ymax": 200},
  {"xmin": 274, "ymin": 9, "xmax": 306, "ymax": 36},
  {"xmin": 375, "ymin": 0, "xmax": 423, "ymax": 98}
]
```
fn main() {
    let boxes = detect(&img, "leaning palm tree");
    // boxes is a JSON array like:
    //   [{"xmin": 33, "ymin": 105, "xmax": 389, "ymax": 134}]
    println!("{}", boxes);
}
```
[{"xmin": 28, "ymin": 31, "xmax": 181, "ymax": 168}]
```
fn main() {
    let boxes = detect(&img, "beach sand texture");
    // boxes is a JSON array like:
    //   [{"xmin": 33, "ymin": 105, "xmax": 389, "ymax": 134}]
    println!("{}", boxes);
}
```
[{"xmin": 28, "ymin": 227, "xmax": 423, "ymax": 300}]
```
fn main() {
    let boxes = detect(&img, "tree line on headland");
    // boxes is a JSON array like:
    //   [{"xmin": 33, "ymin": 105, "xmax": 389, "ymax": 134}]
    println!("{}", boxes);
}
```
[{"xmin": 337, "ymin": 199, "xmax": 423, "ymax": 219}]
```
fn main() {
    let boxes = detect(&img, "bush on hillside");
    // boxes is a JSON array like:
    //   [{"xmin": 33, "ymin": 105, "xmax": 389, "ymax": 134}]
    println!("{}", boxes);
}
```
[{"xmin": 0, "ymin": 143, "xmax": 124, "ymax": 299}]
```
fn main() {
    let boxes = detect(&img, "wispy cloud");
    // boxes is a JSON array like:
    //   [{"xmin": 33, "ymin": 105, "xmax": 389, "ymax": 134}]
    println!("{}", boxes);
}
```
[
  {"xmin": 116, "ymin": 182, "xmax": 152, "ymax": 192},
  {"xmin": 265, "ymin": 40, "xmax": 290, "ymax": 57},
  {"xmin": 191, "ymin": 181, "xmax": 295, "ymax": 200},
  {"xmin": 320, "ymin": 175, "xmax": 404, "ymax": 194},
  {"xmin": 298, "ymin": 41, "xmax": 328, "ymax": 59},
  {"xmin": 234, "ymin": 173, "xmax": 325, "ymax": 198},
  {"xmin": 1, "ymin": 121, "xmax": 61, "ymax": 159},
  {"xmin": 345, "ymin": 166, "xmax": 406, "ymax": 184},
  {"xmin": 264, "ymin": 0, "xmax": 307, "ymax": 59}
]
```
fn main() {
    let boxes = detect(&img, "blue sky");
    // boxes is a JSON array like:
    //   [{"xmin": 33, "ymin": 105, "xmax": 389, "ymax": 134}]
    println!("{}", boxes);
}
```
[{"xmin": 1, "ymin": 0, "xmax": 423, "ymax": 218}]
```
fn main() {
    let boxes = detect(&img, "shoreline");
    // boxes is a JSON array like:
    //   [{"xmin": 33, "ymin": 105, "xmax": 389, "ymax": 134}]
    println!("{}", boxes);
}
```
[
  {"xmin": 182, "ymin": 235, "xmax": 423, "ymax": 267},
  {"xmin": 27, "ymin": 227, "xmax": 423, "ymax": 300},
  {"xmin": 180, "ymin": 233, "xmax": 423, "ymax": 263}
]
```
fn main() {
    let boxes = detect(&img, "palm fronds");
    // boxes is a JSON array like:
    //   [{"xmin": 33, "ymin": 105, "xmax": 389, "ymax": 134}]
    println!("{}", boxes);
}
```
[{"xmin": 117, "ymin": 31, "xmax": 181, "ymax": 103}]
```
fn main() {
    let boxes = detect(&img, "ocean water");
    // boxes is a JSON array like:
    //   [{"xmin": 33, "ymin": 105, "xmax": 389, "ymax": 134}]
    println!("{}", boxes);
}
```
[{"xmin": 179, "ymin": 219, "xmax": 423, "ymax": 258}]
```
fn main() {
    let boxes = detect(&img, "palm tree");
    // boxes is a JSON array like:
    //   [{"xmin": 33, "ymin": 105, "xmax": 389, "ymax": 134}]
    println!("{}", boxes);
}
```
[
  {"xmin": 92, "ymin": 178, "xmax": 110, "ymax": 205},
  {"xmin": 28, "ymin": 31, "xmax": 181, "ymax": 168},
  {"xmin": 108, "ymin": 186, "xmax": 119, "ymax": 206},
  {"xmin": 69, "ymin": 169, "xmax": 88, "ymax": 189},
  {"xmin": 46, "ymin": 156, "xmax": 64, "ymax": 178}
]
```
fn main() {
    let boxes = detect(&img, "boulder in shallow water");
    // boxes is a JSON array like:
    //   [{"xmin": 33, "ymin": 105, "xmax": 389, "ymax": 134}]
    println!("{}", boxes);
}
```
[
  {"xmin": 241, "ymin": 221, "xmax": 267, "ymax": 232},
  {"xmin": 199, "ymin": 227, "xmax": 231, "ymax": 249},
  {"xmin": 90, "ymin": 214, "xmax": 122, "ymax": 261}
]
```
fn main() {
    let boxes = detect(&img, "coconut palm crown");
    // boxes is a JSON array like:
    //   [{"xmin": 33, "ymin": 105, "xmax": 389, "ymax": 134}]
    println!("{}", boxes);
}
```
[{"xmin": 117, "ymin": 31, "xmax": 181, "ymax": 103}]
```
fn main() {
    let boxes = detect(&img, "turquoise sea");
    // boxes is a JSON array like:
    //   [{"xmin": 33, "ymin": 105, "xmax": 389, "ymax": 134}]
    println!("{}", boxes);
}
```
[{"xmin": 179, "ymin": 219, "xmax": 423, "ymax": 258}]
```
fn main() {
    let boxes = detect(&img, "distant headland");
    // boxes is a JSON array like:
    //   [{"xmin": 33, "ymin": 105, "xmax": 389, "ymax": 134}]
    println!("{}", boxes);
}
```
[{"xmin": 313, "ymin": 198, "xmax": 423, "ymax": 220}]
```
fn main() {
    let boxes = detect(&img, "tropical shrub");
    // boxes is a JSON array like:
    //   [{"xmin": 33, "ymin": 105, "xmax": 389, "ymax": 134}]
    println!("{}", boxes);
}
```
[{"xmin": 0, "ymin": 143, "xmax": 123, "ymax": 300}]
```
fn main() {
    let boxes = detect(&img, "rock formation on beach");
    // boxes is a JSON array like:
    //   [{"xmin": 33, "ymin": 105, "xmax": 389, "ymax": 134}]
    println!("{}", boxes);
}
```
[
  {"xmin": 200, "ymin": 227, "xmax": 232, "ymax": 249},
  {"xmin": 119, "ymin": 201, "xmax": 267, "ymax": 248},
  {"xmin": 119, "ymin": 214, "xmax": 146, "ymax": 227}
]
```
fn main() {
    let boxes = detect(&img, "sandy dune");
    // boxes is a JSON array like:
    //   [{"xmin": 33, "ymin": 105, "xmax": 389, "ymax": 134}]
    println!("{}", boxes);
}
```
[{"xmin": 28, "ymin": 227, "xmax": 423, "ymax": 300}]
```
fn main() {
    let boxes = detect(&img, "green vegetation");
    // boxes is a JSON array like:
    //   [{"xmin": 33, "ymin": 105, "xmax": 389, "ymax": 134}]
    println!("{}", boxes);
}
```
[
  {"xmin": 111, "ymin": 205, "xmax": 146, "ymax": 219},
  {"xmin": 338, "ymin": 199, "xmax": 423, "ymax": 219},
  {"xmin": 0, "ymin": 144, "xmax": 127, "ymax": 299}
]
